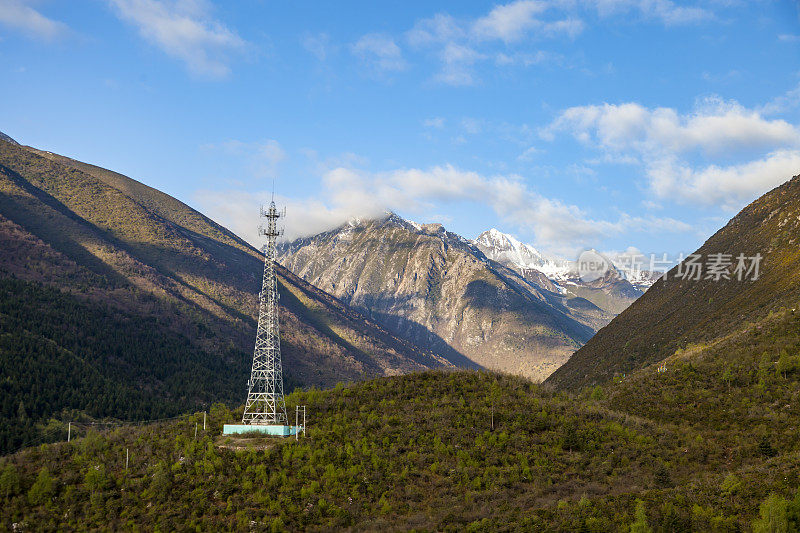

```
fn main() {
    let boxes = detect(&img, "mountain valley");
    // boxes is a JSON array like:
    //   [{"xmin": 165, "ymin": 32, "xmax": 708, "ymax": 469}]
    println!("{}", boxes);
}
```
[
  {"xmin": 2, "ymin": 139, "xmax": 800, "ymax": 531},
  {"xmin": 0, "ymin": 137, "xmax": 448, "ymax": 453},
  {"xmin": 277, "ymin": 214, "xmax": 615, "ymax": 381}
]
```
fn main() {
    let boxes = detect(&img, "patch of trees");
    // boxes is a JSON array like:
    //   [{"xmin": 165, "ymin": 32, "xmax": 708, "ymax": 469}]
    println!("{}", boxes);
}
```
[
  {"xmin": 2, "ymin": 370, "xmax": 800, "ymax": 530},
  {"xmin": 0, "ymin": 277, "xmax": 249, "ymax": 454}
]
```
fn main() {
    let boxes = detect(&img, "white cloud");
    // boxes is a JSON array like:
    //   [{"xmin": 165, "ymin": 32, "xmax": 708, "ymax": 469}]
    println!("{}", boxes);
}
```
[
  {"xmin": 423, "ymin": 117, "xmax": 445, "ymax": 129},
  {"xmin": 108, "ymin": 0, "xmax": 247, "ymax": 78},
  {"xmin": 544, "ymin": 98, "xmax": 800, "ymax": 207},
  {"xmin": 351, "ymin": 33, "xmax": 406, "ymax": 73},
  {"xmin": 192, "ymin": 190, "xmax": 357, "ymax": 244},
  {"xmin": 647, "ymin": 150, "xmax": 800, "ymax": 209},
  {"xmin": 302, "ymin": 32, "xmax": 333, "ymax": 61},
  {"xmin": 202, "ymin": 139, "xmax": 285, "ymax": 179},
  {"xmin": 759, "ymin": 82, "xmax": 800, "ymax": 116},
  {"xmin": 460, "ymin": 117, "xmax": 482, "ymax": 135},
  {"xmin": 544, "ymin": 17, "xmax": 585, "ymax": 37},
  {"xmin": 518, "ymin": 146, "xmax": 542, "ymax": 161},
  {"xmin": 474, "ymin": 1, "xmax": 584, "ymax": 42},
  {"xmin": 202, "ymin": 163, "xmax": 690, "ymax": 251},
  {"xmin": 545, "ymin": 99, "xmax": 800, "ymax": 156},
  {"xmin": 586, "ymin": 0, "xmax": 712, "ymax": 25},
  {"xmin": 473, "ymin": 1, "xmax": 546, "ymax": 42},
  {"xmin": 0, "ymin": 0, "xmax": 68, "ymax": 40},
  {"xmin": 322, "ymin": 164, "xmax": 690, "ymax": 248},
  {"xmin": 494, "ymin": 50, "xmax": 564, "ymax": 67},
  {"xmin": 641, "ymin": 199, "xmax": 662, "ymax": 210},
  {"xmin": 407, "ymin": 3, "xmax": 576, "ymax": 85},
  {"xmin": 701, "ymin": 69, "xmax": 741, "ymax": 83},
  {"xmin": 403, "ymin": 0, "xmax": 710, "ymax": 85},
  {"xmin": 406, "ymin": 13, "xmax": 464, "ymax": 47},
  {"xmin": 436, "ymin": 42, "xmax": 483, "ymax": 85}
]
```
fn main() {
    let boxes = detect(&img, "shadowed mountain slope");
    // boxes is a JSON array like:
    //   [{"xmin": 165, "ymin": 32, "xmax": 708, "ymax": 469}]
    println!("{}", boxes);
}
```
[
  {"xmin": 547, "ymin": 173, "xmax": 800, "ymax": 390},
  {"xmin": 0, "ymin": 139, "xmax": 445, "ymax": 453}
]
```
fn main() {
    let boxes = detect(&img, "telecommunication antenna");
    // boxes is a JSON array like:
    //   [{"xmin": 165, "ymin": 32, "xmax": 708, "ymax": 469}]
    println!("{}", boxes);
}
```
[{"xmin": 241, "ymin": 201, "xmax": 288, "ymax": 426}]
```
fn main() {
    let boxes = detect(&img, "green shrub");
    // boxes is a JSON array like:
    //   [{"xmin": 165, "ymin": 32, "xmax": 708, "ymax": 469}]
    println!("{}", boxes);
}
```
[
  {"xmin": 630, "ymin": 500, "xmax": 652, "ymax": 533},
  {"xmin": 27, "ymin": 468, "xmax": 55, "ymax": 506},
  {"xmin": 0, "ymin": 465, "xmax": 20, "ymax": 497},
  {"xmin": 752, "ymin": 494, "xmax": 789, "ymax": 533}
]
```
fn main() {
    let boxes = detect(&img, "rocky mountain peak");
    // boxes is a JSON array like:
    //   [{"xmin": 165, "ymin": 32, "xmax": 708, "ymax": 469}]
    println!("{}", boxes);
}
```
[
  {"xmin": 0, "ymin": 131, "xmax": 19, "ymax": 145},
  {"xmin": 276, "ymin": 211, "xmax": 622, "ymax": 381},
  {"xmin": 420, "ymin": 222, "xmax": 445, "ymax": 235},
  {"xmin": 474, "ymin": 228, "xmax": 570, "ymax": 280}
]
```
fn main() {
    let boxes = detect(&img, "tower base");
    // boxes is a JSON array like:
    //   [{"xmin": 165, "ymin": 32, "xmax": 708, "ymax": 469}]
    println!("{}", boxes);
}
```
[{"xmin": 222, "ymin": 424, "xmax": 301, "ymax": 437}]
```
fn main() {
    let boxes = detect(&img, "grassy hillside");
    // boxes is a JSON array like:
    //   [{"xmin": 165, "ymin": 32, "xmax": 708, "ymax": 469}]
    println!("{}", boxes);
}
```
[
  {"xmin": 2, "ymin": 368, "xmax": 800, "ymax": 531},
  {"xmin": 548, "ymin": 173, "xmax": 800, "ymax": 390},
  {"xmin": 603, "ymin": 304, "xmax": 800, "ymax": 456},
  {"xmin": 0, "ymin": 139, "xmax": 447, "ymax": 453}
]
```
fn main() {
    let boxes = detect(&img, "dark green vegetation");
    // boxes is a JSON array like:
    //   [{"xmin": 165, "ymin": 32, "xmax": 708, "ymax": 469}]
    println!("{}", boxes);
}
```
[
  {"xmin": 0, "ymin": 139, "xmax": 445, "ymax": 454},
  {"xmin": 0, "ymin": 276, "xmax": 243, "ymax": 453},
  {"xmin": 548, "ymin": 173, "xmax": 800, "ymax": 390},
  {"xmin": 3, "ymin": 368, "xmax": 800, "ymax": 531}
]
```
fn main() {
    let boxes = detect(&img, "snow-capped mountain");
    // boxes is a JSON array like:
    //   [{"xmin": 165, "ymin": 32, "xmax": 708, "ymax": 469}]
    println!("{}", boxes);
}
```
[
  {"xmin": 474, "ymin": 228, "xmax": 661, "ymax": 290},
  {"xmin": 473, "ymin": 228, "xmax": 666, "ymax": 314},
  {"xmin": 276, "ymin": 213, "xmax": 619, "ymax": 381},
  {"xmin": 474, "ymin": 228, "xmax": 572, "ymax": 281}
]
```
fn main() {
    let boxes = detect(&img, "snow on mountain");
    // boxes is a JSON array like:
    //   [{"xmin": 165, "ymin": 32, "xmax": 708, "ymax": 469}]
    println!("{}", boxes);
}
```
[
  {"xmin": 474, "ymin": 228, "xmax": 661, "ymax": 290},
  {"xmin": 276, "ymin": 212, "xmax": 613, "ymax": 382},
  {"xmin": 474, "ymin": 228, "xmax": 572, "ymax": 281}
]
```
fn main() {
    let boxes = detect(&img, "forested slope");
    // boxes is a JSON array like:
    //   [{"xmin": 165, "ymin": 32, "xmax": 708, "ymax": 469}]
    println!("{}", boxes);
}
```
[
  {"xmin": 0, "ymin": 139, "xmax": 448, "ymax": 453},
  {"xmin": 2, "ymin": 368, "xmax": 800, "ymax": 531}
]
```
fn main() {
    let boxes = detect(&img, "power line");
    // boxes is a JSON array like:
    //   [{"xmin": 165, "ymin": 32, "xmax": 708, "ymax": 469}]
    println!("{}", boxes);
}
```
[{"xmin": 3, "ymin": 412, "xmax": 204, "ymax": 456}]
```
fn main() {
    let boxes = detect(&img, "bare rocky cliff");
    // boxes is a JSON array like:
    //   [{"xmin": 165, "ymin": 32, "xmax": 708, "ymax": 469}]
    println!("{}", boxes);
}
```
[{"xmin": 278, "ymin": 214, "xmax": 614, "ymax": 381}]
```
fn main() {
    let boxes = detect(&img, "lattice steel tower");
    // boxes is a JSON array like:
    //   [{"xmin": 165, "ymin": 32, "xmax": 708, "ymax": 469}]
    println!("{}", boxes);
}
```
[{"xmin": 242, "ymin": 201, "xmax": 288, "ymax": 425}]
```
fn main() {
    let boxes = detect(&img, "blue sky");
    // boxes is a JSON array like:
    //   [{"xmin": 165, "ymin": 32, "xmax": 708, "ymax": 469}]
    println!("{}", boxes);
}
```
[{"xmin": 1, "ymin": 0, "xmax": 799, "ymax": 259}]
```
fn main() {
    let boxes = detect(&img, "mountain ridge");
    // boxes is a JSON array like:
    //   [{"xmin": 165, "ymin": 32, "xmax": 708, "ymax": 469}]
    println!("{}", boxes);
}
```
[
  {"xmin": 547, "ymin": 172, "xmax": 800, "ymax": 390},
  {"xmin": 474, "ymin": 228, "xmax": 649, "ymax": 314},
  {"xmin": 474, "ymin": 227, "xmax": 660, "ymax": 290},
  {"xmin": 0, "ymin": 138, "xmax": 447, "ymax": 452},
  {"xmin": 0, "ymin": 131, "xmax": 17, "ymax": 145},
  {"xmin": 277, "ymin": 212, "xmax": 615, "ymax": 380}
]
